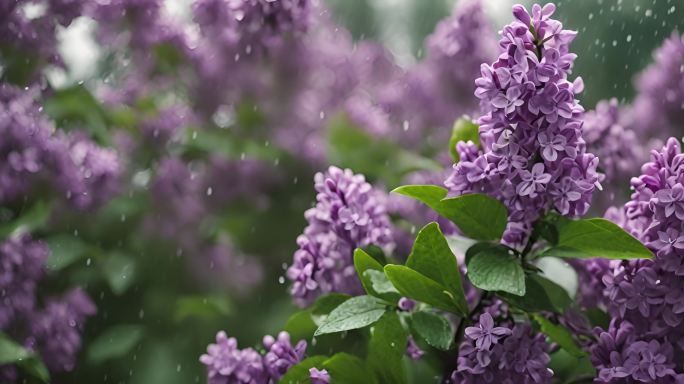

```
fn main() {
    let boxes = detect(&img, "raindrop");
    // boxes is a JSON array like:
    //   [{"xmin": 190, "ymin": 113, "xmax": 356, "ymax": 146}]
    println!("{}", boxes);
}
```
[
  {"xmin": 319, "ymin": 111, "xmax": 325, "ymax": 119},
  {"xmin": 206, "ymin": 187, "xmax": 213, "ymax": 196},
  {"xmin": 612, "ymin": 40, "xmax": 617, "ymax": 47},
  {"xmin": 177, "ymin": 364, "xmax": 182, "ymax": 372},
  {"xmin": 278, "ymin": 276, "xmax": 285, "ymax": 284},
  {"xmin": 86, "ymin": 258, "xmax": 92, "ymax": 266},
  {"xmin": 120, "ymin": 214, "xmax": 126, "ymax": 222},
  {"xmin": 402, "ymin": 120, "xmax": 409, "ymax": 131},
  {"xmin": 626, "ymin": 35, "xmax": 632, "ymax": 42},
  {"xmin": 240, "ymin": 152, "xmax": 246, "ymax": 160}
]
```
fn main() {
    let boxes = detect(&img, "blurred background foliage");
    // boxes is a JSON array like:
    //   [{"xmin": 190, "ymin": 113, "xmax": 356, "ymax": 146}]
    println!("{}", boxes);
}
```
[{"xmin": 1, "ymin": 0, "xmax": 682, "ymax": 383}]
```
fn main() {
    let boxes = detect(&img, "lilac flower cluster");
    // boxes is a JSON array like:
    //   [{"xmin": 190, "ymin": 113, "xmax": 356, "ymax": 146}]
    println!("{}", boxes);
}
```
[
  {"xmin": 590, "ymin": 138, "xmax": 684, "ymax": 382},
  {"xmin": 628, "ymin": 33, "xmax": 684, "ymax": 143},
  {"xmin": 452, "ymin": 312, "xmax": 552, "ymax": 383},
  {"xmin": 445, "ymin": 3, "xmax": 601, "ymax": 246},
  {"xmin": 0, "ymin": 85, "xmax": 121, "ymax": 210},
  {"xmin": 0, "ymin": 235, "xmax": 96, "ymax": 380},
  {"xmin": 287, "ymin": 166, "xmax": 394, "ymax": 306},
  {"xmin": 0, "ymin": 0, "xmax": 86, "ymax": 79},
  {"xmin": 583, "ymin": 99, "xmax": 644, "ymax": 194},
  {"xmin": 385, "ymin": 0, "xmax": 496, "ymax": 146},
  {"xmin": 200, "ymin": 330, "xmax": 306, "ymax": 384}
]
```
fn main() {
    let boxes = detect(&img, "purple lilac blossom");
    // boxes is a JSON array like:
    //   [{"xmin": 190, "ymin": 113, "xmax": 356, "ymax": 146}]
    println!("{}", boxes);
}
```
[
  {"xmin": 452, "ymin": 311, "xmax": 552, "ymax": 383},
  {"xmin": 628, "ymin": 33, "xmax": 684, "ymax": 144},
  {"xmin": 200, "ymin": 330, "xmax": 306, "ymax": 384},
  {"xmin": 0, "ymin": 85, "xmax": 120, "ymax": 210},
  {"xmin": 445, "ymin": 3, "xmax": 601, "ymax": 247},
  {"xmin": 0, "ymin": 234, "xmax": 48, "ymax": 329},
  {"xmin": 25, "ymin": 288, "xmax": 96, "ymax": 373},
  {"xmin": 590, "ymin": 138, "xmax": 684, "ymax": 382},
  {"xmin": 287, "ymin": 166, "xmax": 394, "ymax": 306},
  {"xmin": 309, "ymin": 367, "xmax": 330, "ymax": 384},
  {"xmin": 0, "ymin": 0, "xmax": 86, "ymax": 77},
  {"xmin": 583, "ymin": 98, "xmax": 645, "ymax": 210},
  {"xmin": 383, "ymin": 0, "xmax": 496, "ymax": 147},
  {"xmin": 406, "ymin": 336, "xmax": 424, "ymax": 360}
]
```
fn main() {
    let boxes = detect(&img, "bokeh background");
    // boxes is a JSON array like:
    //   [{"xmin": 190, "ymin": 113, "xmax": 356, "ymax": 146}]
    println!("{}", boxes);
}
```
[{"xmin": 1, "ymin": 0, "xmax": 683, "ymax": 383}]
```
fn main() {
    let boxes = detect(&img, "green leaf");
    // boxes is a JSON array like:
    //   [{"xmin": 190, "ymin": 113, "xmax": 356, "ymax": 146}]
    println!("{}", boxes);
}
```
[
  {"xmin": 367, "ymin": 311, "xmax": 407, "ymax": 384},
  {"xmin": 0, "ymin": 201, "xmax": 52, "ymax": 239},
  {"xmin": 44, "ymin": 85, "xmax": 110, "ymax": 144},
  {"xmin": 362, "ymin": 245, "xmax": 387, "ymax": 265},
  {"xmin": 449, "ymin": 118, "xmax": 480, "ymax": 162},
  {"xmin": 406, "ymin": 223, "xmax": 468, "ymax": 314},
  {"xmin": 174, "ymin": 295, "xmax": 232, "ymax": 322},
  {"xmin": 354, "ymin": 249, "xmax": 400, "ymax": 303},
  {"xmin": 0, "ymin": 333, "xmax": 49, "ymax": 381},
  {"xmin": 391, "ymin": 185, "xmax": 448, "ymax": 214},
  {"xmin": 549, "ymin": 349, "xmax": 596, "ymax": 384},
  {"xmin": 0, "ymin": 333, "xmax": 31, "ymax": 364},
  {"xmin": 532, "ymin": 315, "xmax": 585, "ymax": 358},
  {"xmin": 279, "ymin": 355, "xmax": 329, "ymax": 384},
  {"xmin": 45, "ymin": 234, "xmax": 90, "ymax": 271},
  {"xmin": 543, "ymin": 218, "xmax": 652, "ymax": 259},
  {"xmin": 311, "ymin": 294, "xmax": 351, "ymax": 316},
  {"xmin": 466, "ymin": 245, "xmax": 525, "ymax": 296},
  {"xmin": 87, "ymin": 325, "xmax": 145, "ymax": 364},
  {"xmin": 324, "ymin": 353, "xmax": 377, "ymax": 384},
  {"xmin": 284, "ymin": 310, "xmax": 317, "ymax": 341},
  {"xmin": 314, "ymin": 295, "xmax": 387, "ymax": 336},
  {"xmin": 499, "ymin": 274, "xmax": 571, "ymax": 313},
  {"xmin": 384, "ymin": 265, "xmax": 465, "ymax": 315},
  {"xmin": 101, "ymin": 251, "xmax": 137, "ymax": 295},
  {"xmin": 585, "ymin": 308, "xmax": 611, "ymax": 330},
  {"xmin": 439, "ymin": 194, "xmax": 508, "ymax": 241},
  {"xmin": 411, "ymin": 311, "xmax": 453, "ymax": 350}
]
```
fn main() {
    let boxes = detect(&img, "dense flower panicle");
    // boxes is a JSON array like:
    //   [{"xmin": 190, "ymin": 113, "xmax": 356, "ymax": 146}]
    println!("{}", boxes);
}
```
[
  {"xmin": 0, "ymin": 0, "xmax": 86, "ymax": 76},
  {"xmin": 384, "ymin": 0, "xmax": 496, "ymax": 146},
  {"xmin": 629, "ymin": 33, "xmax": 684, "ymax": 143},
  {"xmin": 452, "ymin": 312, "xmax": 552, "ymax": 383},
  {"xmin": 446, "ymin": 3, "xmax": 600, "ymax": 246},
  {"xmin": 200, "ymin": 330, "xmax": 305, "ymax": 384},
  {"xmin": 583, "ymin": 99, "xmax": 644, "ymax": 197},
  {"xmin": 287, "ymin": 166, "xmax": 394, "ymax": 306},
  {"xmin": 590, "ymin": 138, "xmax": 684, "ymax": 381},
  {"xmin": 0, "ymin": 235, "xmax": 48, "ymax": 329},
  {"xmin": 26, "ymin": 289, "xmax": 96, "ymax": 373},
  {"xmin": 0, "ymin": 86, "xmax": 121, "ymax": 209}
]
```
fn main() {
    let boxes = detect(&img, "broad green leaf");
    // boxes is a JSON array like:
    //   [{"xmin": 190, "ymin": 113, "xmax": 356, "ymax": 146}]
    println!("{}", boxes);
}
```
[
  {"xmin": 391, "ymin": 185, "xmax": 448, "ymax": 214},
  {"xmin": 87, "ymin": 325, "xmax": 145, "ymax": 364},
  {"xmin": 532, "ymin": 315, "xmax": 585, "ymax": 358},
  {"xmin": 0, "ymin": 201, "xmax": 52, "ymax": 239},
  {"xmin": 0, "ymin": 333, "xmax": 31, "ymax": 364},
  {"xmin": 543, "ymin": 218, "xmax": 652, "ymax": 259},
  {"xmin": 466, "ymin": 245, "xmax": 525, "ymax": 296},
  {"xmin": 311, "ymin": 294, "xmax": 351, "ymax": 316},
  {"xmin": 411, "ymin": 311, "xmax": 454, "ymax": 350},
  {"xmin": 439, "ymin": 194, "xmax": 508, "ymax": 241},
  {"xmin": 365, "ymin": 270, "xmax": 400, "ymax": 295},
  {"xmin": 549, "ymin": 349, "xmax": 596, "ymax": 384},
  {"xmin": 499, "ymin": 274, "xmax": 571, "ymax": 313},
  {"xmin": 284, "ymin": 310, "xmax": 317, "ymax": 341},
  {"xmin": 314, "ymin": 295, "xmax": 387, "ymax": 336},
  {"xmin": 449, "ymin": 118, "xmax": 480, "ymax": 162},
  {"xmin": 406, "ymin": 223, "xmax": 468, "ymax": 313},
  {"xmin": 0, "ymin": 333, "xmax": 49, "ymax": 381},
  {"xmin": 102, "ymin": 251, "xmax": 137, "ymax": 295},
  {"xmin": 324, "ymin": 353, "xmax": 377, "ymax": 384},
  {"xmin": 384, "ymin": 265, "xmax": 465, "ymax": 315},
  {"xmin": 354, "ymin": 249, "xmax": 399, "ymax": 303},
  {"xmin": 44, "ymin": 85, "xmax": 109, "ymax": 144},
  {"xmin": 174, "ymin": 295, "xmax": 232, "ymax": 322},
  {"xmin": 279, "ymin": 355, "xmax": 328, "ymax": 384},
  {"xmin": 368, "ymin": 311, "xmax": 407, "ymax": 384},
  {"xmin": 585, "ymin": 308, "xmax": 611, "ymax": 330},
  {"xmin": 45, "ymin": 234, "xmax": 90, "ymax": 271}
]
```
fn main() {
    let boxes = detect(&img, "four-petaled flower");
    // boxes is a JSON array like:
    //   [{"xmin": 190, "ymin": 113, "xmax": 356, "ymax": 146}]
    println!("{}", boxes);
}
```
[
  {"xmin": 517, "ymin": 163, "xmax": 552, "ymax": 197},
  {"xmin": 464, "ymin": 313, "xmax": 512, "ymax": 351}
]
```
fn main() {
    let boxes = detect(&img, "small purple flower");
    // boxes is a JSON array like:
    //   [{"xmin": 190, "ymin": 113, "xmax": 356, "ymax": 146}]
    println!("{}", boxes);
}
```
[
  {"xmin": 517, "ymin": 163, "xmax": 552, "ymax": 197},
  {"xmin": 406, "ymin": 336, "xmax": 424, "ymax": 360},
  {"xmin": 262, "ymin": 331, "xmax": 307, "ymax": 380},
  {"xmin": 464, "ymin": 313, "xmax": 512, "ymax": 351},
  {"xmin": 309, "ymin": 367, "xmax": 330, "ymax": 384},
  {"xmin": 538, "ymin": 132, "xmax": 566, "ymax": 161},
  {"xmin": 653, "ymin": 184, "xmax": 684, "ymax": 221}
]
